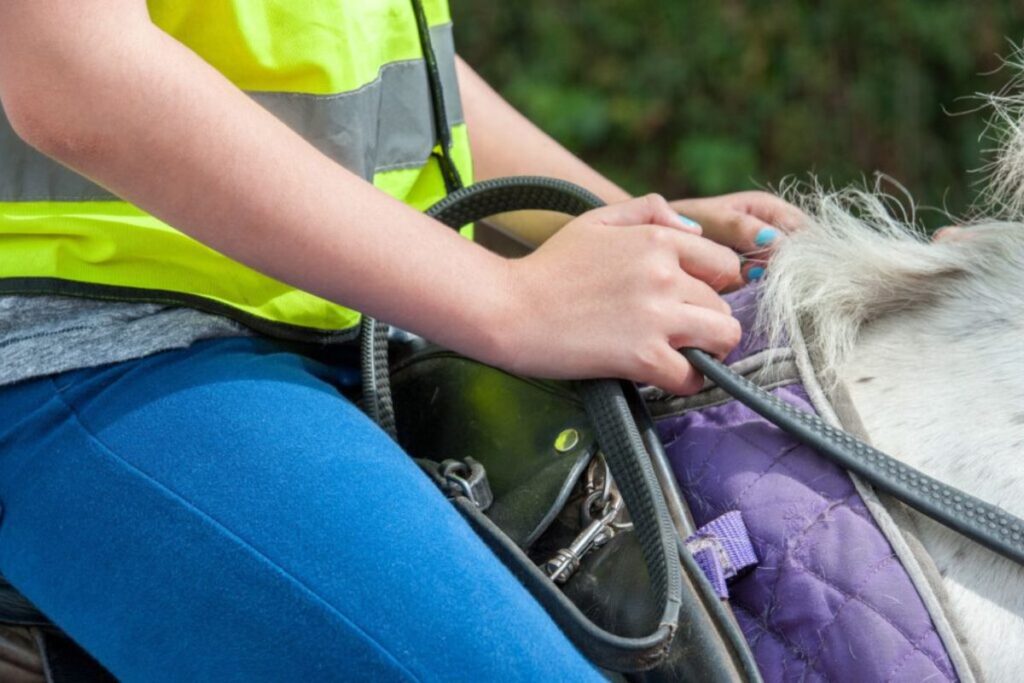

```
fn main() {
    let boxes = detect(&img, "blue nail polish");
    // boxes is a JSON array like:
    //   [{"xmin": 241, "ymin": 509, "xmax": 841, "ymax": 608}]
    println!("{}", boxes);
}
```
[
  {"xmin": 754, "ymin": 227, "xmax": 779, "ymax": 247},
  {"xmin": 678, "ymin": 214, "xmax": 701, "ymax": 229},
  {"xmin": 747, "ymin": 266, "xmax": 765, "ymax": 282}
]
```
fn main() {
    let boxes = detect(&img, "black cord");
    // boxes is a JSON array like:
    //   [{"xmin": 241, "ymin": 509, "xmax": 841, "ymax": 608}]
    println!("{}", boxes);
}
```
[{"xmin": 409, "ymin": 0, "xmax": 464, "ymax": 193}]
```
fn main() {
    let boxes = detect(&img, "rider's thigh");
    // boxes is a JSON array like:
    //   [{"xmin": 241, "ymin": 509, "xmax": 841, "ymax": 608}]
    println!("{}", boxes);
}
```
[{"xmin": 0, "ymin": 337, "xmax": 598, "ymax": 682}]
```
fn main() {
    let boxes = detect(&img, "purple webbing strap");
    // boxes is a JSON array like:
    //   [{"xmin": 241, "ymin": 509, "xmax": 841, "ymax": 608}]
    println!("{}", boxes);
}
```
[{"xmin": 685, "ymin": 511, "xmax": 758, "ymax": 599}]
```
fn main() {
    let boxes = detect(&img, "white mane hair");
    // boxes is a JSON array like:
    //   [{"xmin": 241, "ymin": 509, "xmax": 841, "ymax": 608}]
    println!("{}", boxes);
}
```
[
  {"xmin": 757, "ymin": 52, "xmax": 1024, "ymax": 376},
  {"xmin": 756, "ymin": 187, "xmax": 1024, "ymax": 383},
  {"xmin": 979, "ymin": 46, "xmax": 1024, "ymax": 218},
  {"xmin": 751, "ymin": 64, "xmax": 1024, "ymax": 681}
]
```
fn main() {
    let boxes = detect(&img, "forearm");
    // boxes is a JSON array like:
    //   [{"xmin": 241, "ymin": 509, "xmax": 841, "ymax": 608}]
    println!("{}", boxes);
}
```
[
  {"xmin": 0, "ymin": 4, "xmax": 512, "ymax": 362},
  {"xmin": 457, "ymin": 57, "xmax": 629, "ymax": 244}
]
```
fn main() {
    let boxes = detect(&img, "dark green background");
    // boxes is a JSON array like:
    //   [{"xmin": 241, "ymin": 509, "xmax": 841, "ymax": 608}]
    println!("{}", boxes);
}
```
[{"xmin": 452, "ymin": 1, "xmax": 1024, "ymax": 229}]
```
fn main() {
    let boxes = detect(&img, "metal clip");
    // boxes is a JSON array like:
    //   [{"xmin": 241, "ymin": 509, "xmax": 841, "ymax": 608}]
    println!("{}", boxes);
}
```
[
  {"xmin": 580, "ymin": 456, "xmax": 632, "ymax": 531},
  {"xmin": 439, "ymin": 457, "xmax": 494, "ymax": 511},
  {"xmin": 542, "ymin": 486, "xmax": 625, "ymax": 584}
]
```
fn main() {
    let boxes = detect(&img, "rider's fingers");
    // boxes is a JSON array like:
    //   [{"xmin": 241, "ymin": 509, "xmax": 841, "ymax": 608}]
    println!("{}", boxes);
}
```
[
  {"xmin": 634, "ymin": 303, "xmax": 741, "ymax": 394},
  {"xmin": 741, "ymin": 258, "xmax": 769, "ymax": 283},
  {"xmin": 726, "ymin": 212, "xmax": 785, "ymax": 258},
  {"xmin": 678, "ymin": 276, "xmax": 732, "ymax": 317},
  {"xmin": 666, "ymin": 305, "xmax": 742, "ymax": 360},
  {"xmin": 747, "ymin": 193, "xmax": 807, "ymax": 232},
  {"xmin": 661, "ymin": 230, "xmax": 741, "ymax": 291},
  {"xmin": 588, "ymin": 194, "xmax": 702, "ymax": 235},
  {"xmin": 635, "ymin": 343, "xmax": 705, "ymax": 396}
]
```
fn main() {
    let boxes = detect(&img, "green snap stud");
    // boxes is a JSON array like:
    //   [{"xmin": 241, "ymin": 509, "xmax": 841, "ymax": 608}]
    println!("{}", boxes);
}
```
[{"xmin": 554, "ymin": 428, "xmax": 580, "ymax": 453}]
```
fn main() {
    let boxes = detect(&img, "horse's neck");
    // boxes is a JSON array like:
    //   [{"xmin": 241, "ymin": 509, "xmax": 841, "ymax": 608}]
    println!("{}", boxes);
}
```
[
  {"xmin": 839, "ymin": 303, "xmax": 1024, "ymax": 511},
  {"xmin": 838, "ymin": 297, "xmax": 1024, "ymax": 681},
  {"xmin": 841, "ymin": 302, "xmax": 1024, "ymax": 517},
  {"xmin": 758, "ymin": 200, "xmax": 1024, "ymax": 678}
]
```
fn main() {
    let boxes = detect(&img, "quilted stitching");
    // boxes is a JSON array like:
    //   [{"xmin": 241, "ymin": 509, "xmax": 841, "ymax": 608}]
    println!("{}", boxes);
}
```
[{"xmin": 656, "ymin": 286, "xmax": 958, "ymax": 682}]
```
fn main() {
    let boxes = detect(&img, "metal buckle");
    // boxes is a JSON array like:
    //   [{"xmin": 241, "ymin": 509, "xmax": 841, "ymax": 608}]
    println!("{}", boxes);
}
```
[{"xmin": 439, "ymin": 457, "xmax": 494, "ymax": 512}]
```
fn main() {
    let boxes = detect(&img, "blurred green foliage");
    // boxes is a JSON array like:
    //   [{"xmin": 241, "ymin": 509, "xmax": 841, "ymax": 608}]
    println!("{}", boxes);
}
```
[{"xmin": 451, "ymin": 1, "xmax": 1024, "ymax": 228}]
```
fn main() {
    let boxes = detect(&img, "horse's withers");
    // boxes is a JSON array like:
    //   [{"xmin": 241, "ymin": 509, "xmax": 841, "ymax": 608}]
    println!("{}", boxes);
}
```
[{"xmin": 649, "ymin": 285, "xmax": 969, "ymax": 682}]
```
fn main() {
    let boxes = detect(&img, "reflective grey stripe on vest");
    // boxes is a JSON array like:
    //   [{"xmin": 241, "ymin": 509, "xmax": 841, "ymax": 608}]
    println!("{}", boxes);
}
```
[{"xmin": 0, "ymin": 23, "xmax": 462, "ymax": 202}]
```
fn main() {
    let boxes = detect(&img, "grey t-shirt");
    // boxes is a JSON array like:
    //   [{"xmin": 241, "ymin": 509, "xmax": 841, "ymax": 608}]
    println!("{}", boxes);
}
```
[{"xmin": 0, "ymin": 295, "xmax": 251, "ymax": 387}]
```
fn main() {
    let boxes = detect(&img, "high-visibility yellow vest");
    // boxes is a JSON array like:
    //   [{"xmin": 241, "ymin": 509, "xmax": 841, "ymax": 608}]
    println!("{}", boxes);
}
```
[{"xmin": 0, "ymin": 0, "xmax": 472, "ymax": 342}]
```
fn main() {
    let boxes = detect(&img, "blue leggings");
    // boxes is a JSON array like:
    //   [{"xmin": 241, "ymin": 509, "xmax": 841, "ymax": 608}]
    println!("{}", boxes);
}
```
[{"xmin": 0, "ymin": 337, "xmax": 598, "ymax": 681}]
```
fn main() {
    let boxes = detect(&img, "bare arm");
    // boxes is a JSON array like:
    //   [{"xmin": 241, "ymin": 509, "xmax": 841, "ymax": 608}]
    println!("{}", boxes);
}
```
[
  {"xmin": 0, "ymin": 1, "xmax": 741, "ymax": 394},
  {"xmin": 0, "ymin": 4, "xmax": 513, "ymax": 361}
]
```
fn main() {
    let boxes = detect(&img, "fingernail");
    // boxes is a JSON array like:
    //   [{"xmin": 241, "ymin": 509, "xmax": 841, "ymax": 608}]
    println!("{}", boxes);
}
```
[
  {"xmin": 754, "ymin": 227, "xmax": 779, "ymax": 248},
  {"xmin": 746, "ymin": 266, "xmax": 765, "ymax": 282},
  {"xmin": 678, "ymin": 214, "xmax": 702, "ymax": 230}
]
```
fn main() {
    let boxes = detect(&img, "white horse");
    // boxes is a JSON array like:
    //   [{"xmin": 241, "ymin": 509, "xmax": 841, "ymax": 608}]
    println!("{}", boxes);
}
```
[{"xmin": 756, "ymin": 138, "xmax": 1024, "ymax": 678}]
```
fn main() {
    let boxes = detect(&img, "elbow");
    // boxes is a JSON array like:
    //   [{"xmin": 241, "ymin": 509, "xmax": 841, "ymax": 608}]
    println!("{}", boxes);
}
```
[
  {"xmin": 4, "ymin": 92, "xmax": 56, "ymax": 151},
  {"xmin": 3, "ymin": 86, "xmax": 108, "ymax": 167},
  {"xmin": 0, "ymin": 8, "xmax": 157, "ymax": 170}
]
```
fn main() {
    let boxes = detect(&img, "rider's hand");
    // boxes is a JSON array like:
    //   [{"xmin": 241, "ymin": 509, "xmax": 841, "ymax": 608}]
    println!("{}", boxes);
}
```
[
  {"xmin": 498, "ymin": 194, "xmax": 741, "ymax": 396},
  {"xmin": 670, "ymin": 191, "xmax": 806, "ymax": 287}
]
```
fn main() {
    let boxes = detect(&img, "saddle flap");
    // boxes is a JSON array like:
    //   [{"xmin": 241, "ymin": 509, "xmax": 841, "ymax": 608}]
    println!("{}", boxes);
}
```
[{"xmin": 390, "ymin": 345, "xmax": 596, "ymax": 548}]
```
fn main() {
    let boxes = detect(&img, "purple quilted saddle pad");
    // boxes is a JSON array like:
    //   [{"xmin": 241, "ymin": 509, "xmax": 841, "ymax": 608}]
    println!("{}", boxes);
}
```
[{"xmin": 657, "ymin": 286, "xmax": 957, "ymax": 682}]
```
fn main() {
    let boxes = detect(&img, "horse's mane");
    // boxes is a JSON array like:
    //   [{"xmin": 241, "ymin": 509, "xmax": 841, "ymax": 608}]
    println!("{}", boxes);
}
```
[
  {"xmin": 758, "ymin": 59, "xmax": 1024, "ymax": 382},
  {"xmin": 751, "ymin": 59, "xmax": 1024, "ymax": 680},
  {"xmin": 757, "ymin": 189, "xmax": 1024, "ymax": 381},
  {"xmin": 979, "ymin": 47, "xmax": 1024, "ymax": 218}
]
